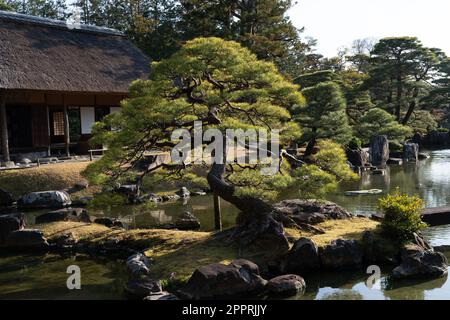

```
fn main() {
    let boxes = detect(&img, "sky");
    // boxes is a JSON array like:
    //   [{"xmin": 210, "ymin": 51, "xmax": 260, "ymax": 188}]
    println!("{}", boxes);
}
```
[{"xmin": 288, "ymin": 0, "xmax": 450, "ymax": 57}]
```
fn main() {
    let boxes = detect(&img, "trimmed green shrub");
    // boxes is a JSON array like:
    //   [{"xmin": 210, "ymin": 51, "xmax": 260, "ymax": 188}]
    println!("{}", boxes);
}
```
[
  {"xmin": 348, "ymin": 136, "xmax": 362, "ymax": 150},
  {"xmin": 379, "ymin": 190, "xmax": 427, "ymax": 241}
]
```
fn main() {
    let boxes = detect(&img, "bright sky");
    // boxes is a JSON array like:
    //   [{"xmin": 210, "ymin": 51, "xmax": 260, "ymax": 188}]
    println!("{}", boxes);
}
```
[{"xmin": 288, "ymin": 0, "xmax": 450, "ymax": 57}]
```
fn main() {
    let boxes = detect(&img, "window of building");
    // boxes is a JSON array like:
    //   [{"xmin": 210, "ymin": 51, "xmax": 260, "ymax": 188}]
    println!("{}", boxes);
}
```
[{"xmin": 52, "ymin": 111, "xmax": 65, "ymax": 136}]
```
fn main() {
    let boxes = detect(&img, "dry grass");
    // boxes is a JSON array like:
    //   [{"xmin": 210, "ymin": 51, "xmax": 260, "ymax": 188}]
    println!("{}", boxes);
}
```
[
  {"xmin": 0, "ymin": 162, "xmax": 94, "ymax": 197},
  {"xmin": 37, "ymin": 217, "xmax": 380, "ymax": 283},
  {"xmin": 285, "ymin": 217, "xmax": 380, "ymax": 248}
]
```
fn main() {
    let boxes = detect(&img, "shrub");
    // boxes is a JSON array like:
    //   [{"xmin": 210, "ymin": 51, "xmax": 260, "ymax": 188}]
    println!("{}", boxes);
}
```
[{"xmin": 379, "ymin": 190, "xmax": 427, "ymax": 241}]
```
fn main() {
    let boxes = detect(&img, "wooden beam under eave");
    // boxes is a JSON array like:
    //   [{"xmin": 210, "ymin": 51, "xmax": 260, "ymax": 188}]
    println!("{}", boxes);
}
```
[{"xmin": 0, "ymin": 91, "xmax": 10, "ymax": 162}]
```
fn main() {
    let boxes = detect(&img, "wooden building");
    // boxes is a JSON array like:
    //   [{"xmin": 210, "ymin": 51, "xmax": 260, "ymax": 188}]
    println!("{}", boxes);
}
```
[{"xmin": 0, "ymin": 10, "xmax": 150, "ymax": 162}]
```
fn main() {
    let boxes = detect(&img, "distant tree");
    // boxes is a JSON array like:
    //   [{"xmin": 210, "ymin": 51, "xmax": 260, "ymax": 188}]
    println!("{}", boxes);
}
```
[
  {"xmin": 355, "ymin": 108, "xmax": 412, "ymax": 144},
  {"xmin": 178, "ymin": 0, "xmax": 315, "ymax": 77},
  {"xmin": 0, "ymin": 0, "xmax": 12, "ymax": 10},
  {"xmin": 367, "ymin": 37, "xmax": 441, "ymax": 124},
  {"xmin": 297, "ymin": 80, "xmax": 352, "ymax": 155},
  {"xmin": 6, "ymin": 0, "xmax": 68, "ymax": 19}
]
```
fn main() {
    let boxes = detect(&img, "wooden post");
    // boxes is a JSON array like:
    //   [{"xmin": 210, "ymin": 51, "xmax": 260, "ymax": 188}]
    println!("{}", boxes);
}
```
[
  {"xmin": 213, "ymin": 193, "xmax": 222, "ymax": 231},
  {"xmin": 0, "ymin": 92, "xmax": 10, "ymax": 162},
  {"xmin": 63, "ymin": 96, "xmax": 70, "ymax": 157},
  {"xmin": 45, "ymin": 94, "xmax": 51, "ymax": 156}
]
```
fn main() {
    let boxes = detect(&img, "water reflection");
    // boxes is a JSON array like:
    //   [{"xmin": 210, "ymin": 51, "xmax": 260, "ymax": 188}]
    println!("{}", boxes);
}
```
[{"xmin": 296, "ymin": 270, "xmax": 450, "ymax": 300}]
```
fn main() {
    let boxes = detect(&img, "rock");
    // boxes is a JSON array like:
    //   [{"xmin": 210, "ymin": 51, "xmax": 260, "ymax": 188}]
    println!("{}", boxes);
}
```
[
  {"xmin": 67, "ymin": 182, "xmax": 89, "ymax": 194},
  {"xmin": 38, "ymin": 157, "xmax": 58, "ymax": 164},
  {"xmin": 346, "ymin": 148, "xmax": 369, "ymax": 168},
  {"xmin": 180, "ymin": 259, "xmax": 267, "ymax": 300},
  {"xmin": 176, "ymin": 187, "xmax": 190, "ymax": 198},
  {"xmin": 126, "ymin": 253, "xmax": 152, "ymax": 277},
  {"xmin": 71, "ymin": 196, "xmax": 93, "ymax": 207},
  {"xmin": 403, "ymin": 143, "xmax": 419, "ymax": 162},
  {"xmin": 266, "ymin": 274, "xmax": 306, "ymax": 297},
  {"xmin": 139, "ymin": 193, "xmax": 162, "ymax": 203},
  {"xmin": 124, "ymin": 278, "xmax": 162, "ymax": 299},
  {"xmin": 4, "ymin": 229, "xmax": 49, "ymax": 249},
  {"xmin": 320, "ymin": 239, "xmax": 363, "ymax": 270},
  {"xmin": 192, "ymin": 191, "xmax": 207, "ymax": 196},
  {"xmin": 274, "ymin": 199, "xmax": 352, "ymax": 225},
  {"xmin": 361, "ymin": 231, "xmax": 399, "ymax": 265},
  {"xmin": 418, "ymin": 153, "xmax": 430, "ymax": 160},
  {"xmin": 143, "ymin": 291, "xmax": 179, "ymax": 300},
  {"xmin": 115, "ymin": 185, "xmax": 140, "ymax": 203},
  {"xmin": 52, "ymin": 232, "xmax": 77, "ymax": 248},
  {"xmin": 94, "ymin": 217, "xmax": 123, "ymax": 228},
  {"xmin": 370, "ymin": 135, "xmax": 390, "ymax": 166},
  {"xmin": 393, "ymin": 250, "xmax": 448, "ymax": 279},
  {"xmin": 17, "ymin": 157, "xmax": 32, "ymax": 165},
  {"xmin": 387, "ymin": 158, "xmax": 403, "ymax": 165},
  {"xmin": 18, "ymin": 191, "xmax": 71, "ymax": 209},
  {"xmin": 0, "ymin": 213, "xmax": 25, "ymax": 243},
  {"xmin": 162, "ymin": 194, "xmax": 181, "ymax": 202},
  {"xmin": 35, "ymin": 208, "xmax": 90, "ymax": 224},
  {"xmin": 0, "ymin": 189, "xmax": 14, "ymax": 206},
  {"xmin": 1, "ymin": 161, "xmax": 16, "ymax": 168},
  {"xmin": 371, "ymin": 169, "xmax": 386, "ymax": 175},
  {"xmin": 174, "ymin": 211, "xmax": 201, "ymax": 230},
  {"xmin": 282, "ymin": 237, "xmax": 320, "ymax": 273}
]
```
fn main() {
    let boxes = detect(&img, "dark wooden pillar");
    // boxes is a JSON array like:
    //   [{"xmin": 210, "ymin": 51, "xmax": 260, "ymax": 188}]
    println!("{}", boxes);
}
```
[
  {"xmin": 0, "ymin": 92, "xmax": 10, "ymax": 162},
  {"xmin": 63, "ymin": 96, "xmax": 70, "ymax": 157},
  {"xmin": 213, "ymin": 193, "xmax": 222, "ymax": 231},
  {"xmin": 45, "ymin": 94, "xmax": 51, "ymax": 156}
]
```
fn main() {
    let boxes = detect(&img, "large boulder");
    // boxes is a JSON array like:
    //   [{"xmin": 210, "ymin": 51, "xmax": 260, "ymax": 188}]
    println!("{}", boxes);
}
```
[
  {"xmin": 174, "ymin": 211, "xmax": 201, "ymax": 231},
  {"xmin": 274, "ymin": 199, "xmax": 352, "ymax": 225},
  {"xmin": 282, "ymin": 237, "xmax": 320, "ymax": 274},
  {"xmin": 18, "ymin": 191, "xmax": 71, "ymax": 209},
  {"xmin": 370, "ymin": 135, "xmax": 390, "ymax": 166},
  {"xmin": 346, "ymin": 148, "xmax": 369, "ymax": 168},
  {"xmin": 4, "ymin": 229, "xmax": 49, "ymax": 249},
  {"xmin": 393, "ymin": 249, "xmax": 448, "ymax": 279},
  {"xmin": 126, "ymin": 253, "xmax": 152, "ymax": 277},
  {"xmin": 266, "ymin": 274, "xmax": 306, "ymax": 297},
  {"xmin": 403, "ymin": 143, "xmax": 419, "ymax": 162},
  {"xmin": 320, "ymin": 239, "xmax": 363, "ymax": 270},
  {"xmin": 35, "ymin": 208, "xmax": 90, "ymax": 224},
  {"xmin": 180, "ymin": 259, "xmax": 267, "ymax": 300},
  {"xmin": 0, "ymin": 213, "xmax": 26, "ymax": 243},
  {"xmin": 0, "ymin": 189, "xmax": 14, "ymax": 207},
  {"xmin": 361, "ymin": 231, "xmax": 399, "ymax": 265}
]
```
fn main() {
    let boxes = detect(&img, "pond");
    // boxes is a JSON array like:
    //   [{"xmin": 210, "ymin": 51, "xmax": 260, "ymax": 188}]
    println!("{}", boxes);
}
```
[{"xmin": 3, "ymin": 149, "xmax": 450, "ymax": 300}]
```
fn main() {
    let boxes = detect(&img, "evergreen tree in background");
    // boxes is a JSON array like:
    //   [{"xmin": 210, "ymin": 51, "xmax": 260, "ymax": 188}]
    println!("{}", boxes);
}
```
[
  {"xmin": 4, "ymin": 0, "xmax": 68, "ymax": 19},
  {"xmin": 296, "ymin": 80, "xmax": 352, "ymax": 155},
  {"xmin": 355, "ymin": 108, "xmax": 412, "ymax": 144},
  {"xmin": 367, "ymin": 37, "xmax": 441, "ymax": 125},
  {"xmin": 178, "ymin": 0, "xmax": 315, "ymax": 77}
]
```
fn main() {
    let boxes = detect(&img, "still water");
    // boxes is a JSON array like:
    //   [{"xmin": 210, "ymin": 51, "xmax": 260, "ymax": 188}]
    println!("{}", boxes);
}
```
[{"xmin": 2, "ymin": 149, "xmax": 450, "ymax": 299}]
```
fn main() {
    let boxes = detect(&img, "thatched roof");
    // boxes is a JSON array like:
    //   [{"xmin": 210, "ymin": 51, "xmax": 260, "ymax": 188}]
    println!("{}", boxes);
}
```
[{"xmin": 0, "ymin": 10, "xmax": 151, "ymax": 94}]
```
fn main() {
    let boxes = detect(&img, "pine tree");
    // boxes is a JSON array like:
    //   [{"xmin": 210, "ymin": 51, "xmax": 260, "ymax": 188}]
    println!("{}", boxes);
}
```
[{"xmin": 296, "ymin": 79, "xmax": 352, "ymax": 155}]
